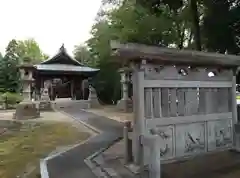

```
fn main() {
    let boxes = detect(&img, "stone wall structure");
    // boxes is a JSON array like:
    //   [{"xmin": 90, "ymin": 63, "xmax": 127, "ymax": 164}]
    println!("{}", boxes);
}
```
[{"xmin": 111, "ymin": 41, "xmax": 240, "ymax": 177}]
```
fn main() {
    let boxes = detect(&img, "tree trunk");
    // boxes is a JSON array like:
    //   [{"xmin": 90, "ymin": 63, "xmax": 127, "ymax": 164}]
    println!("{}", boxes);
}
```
[{"xmin": 190, "ymin": 0, "xmax": 201, "ymax": 51}]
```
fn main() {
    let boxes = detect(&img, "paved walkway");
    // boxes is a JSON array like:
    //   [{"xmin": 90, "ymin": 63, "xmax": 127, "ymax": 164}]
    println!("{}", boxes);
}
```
[{"xmin": 46, "ymin": 107, "xmax": 124, "ymax": 178}]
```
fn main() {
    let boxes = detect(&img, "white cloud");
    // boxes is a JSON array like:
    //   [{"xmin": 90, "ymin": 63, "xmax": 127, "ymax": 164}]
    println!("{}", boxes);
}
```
[{"xmin": 0, "ymin": 0, "xmax": 101, "ymax": 56}]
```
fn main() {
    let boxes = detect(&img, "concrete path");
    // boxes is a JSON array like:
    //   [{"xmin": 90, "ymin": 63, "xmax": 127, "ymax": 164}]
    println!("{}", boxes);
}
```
[{"xmin": 46, "ymin": 107, "xmax": 124, "ymax": 178}]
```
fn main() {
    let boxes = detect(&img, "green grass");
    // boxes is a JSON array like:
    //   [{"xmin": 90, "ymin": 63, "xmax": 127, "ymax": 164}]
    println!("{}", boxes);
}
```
[
  {"xmin": 237, "ymin": 95, "xmax": 240, "ymax": 100},
  {"xmin": 0, "ymin": 122, "xmax": 90, "ymax": 178}
]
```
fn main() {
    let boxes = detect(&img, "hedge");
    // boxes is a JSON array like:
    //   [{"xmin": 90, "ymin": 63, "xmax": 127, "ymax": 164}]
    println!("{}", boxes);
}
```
[{"xmin": 0, "ymin": 92, "xmax": 23, "ymax": 106}]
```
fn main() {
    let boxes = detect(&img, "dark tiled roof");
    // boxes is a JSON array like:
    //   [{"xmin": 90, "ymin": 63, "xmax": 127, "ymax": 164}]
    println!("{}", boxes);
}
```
[{"xmin": 41, "ymin": 44, "xmax": 83, "ymax": 66}]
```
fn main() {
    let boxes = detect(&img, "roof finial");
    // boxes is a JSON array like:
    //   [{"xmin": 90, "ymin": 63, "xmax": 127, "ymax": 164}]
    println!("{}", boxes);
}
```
[{"xmin": 60, "ymin": 44, "xmax": 65, "ymax": 52}]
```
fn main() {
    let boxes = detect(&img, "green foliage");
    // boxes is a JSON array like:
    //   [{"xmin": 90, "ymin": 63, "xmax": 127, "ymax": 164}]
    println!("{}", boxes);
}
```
[
  {"xmin": 86, "ymin": 0, "xmax": 188, "ymax": 103},
  {"xmin": 202, "ymin": 0, "xmax": 240, "ymax": 54},
  {"xmin": 0, "ymin": 39, "xmax": 47, "ymax": 94},
  {"xmin": 4, "ymin": 39, "xmax": 21, "ymax": 93},
  {"xmin": 92, "ymin": 61, "xmax": 121, "ymax": 104},
  {"xmin": 17, "ymin": 39, "xmax": 47, "ymax": 64},
  {"xmin": 84, "ymin": 0, "xmax": 240, "ymax": 103},
  {"xmin": 1, "ymin": 92, "xmax": 23, "ymax": 105},
  {"xmin": 73, "ymin": 45, "xmax": 97, "ymax": 67},
  {"xmin": 0, "ymin": 53, "xmax": 6, "ymax": 93},
  {"xmin": 109, "ymin": 1, "xmax": 176, "ymax": 46}
]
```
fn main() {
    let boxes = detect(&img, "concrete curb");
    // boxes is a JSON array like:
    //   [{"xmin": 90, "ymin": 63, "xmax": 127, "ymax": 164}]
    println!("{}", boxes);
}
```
[
  {"xmin": 81, "ymin": 109, "xmax": 127, "ymax": 124},
  {"xmin": 56, "ymin": 109, "xmax": 102, "ymax": 134},
  {"xmin": 40, "ymin": 159, "xmax": 50, "ymax": 178},
  {"xmin": 39, "ymin": 133, "xmax": 98, "ymax": 178},
  {"xmin": 40, "ymin": 109, "xmax": 100, "ymax": 178},
  {"xmin": 40, "ymin": 108, "xmax": 122, "ymax": 178},
  {"xmin": 84, "ymin": 137, "xmax": 122, "ymax": 178}
]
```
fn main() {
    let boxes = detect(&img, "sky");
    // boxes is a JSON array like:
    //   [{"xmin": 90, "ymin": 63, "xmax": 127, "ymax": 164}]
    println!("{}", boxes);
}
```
[{"xmin": 0, "ymin": 0, "xmax": 102, "ymax": 56}]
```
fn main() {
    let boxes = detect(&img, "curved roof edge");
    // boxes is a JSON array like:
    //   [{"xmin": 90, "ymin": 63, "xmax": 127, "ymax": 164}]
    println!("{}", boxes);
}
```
[
  {"xmin": 41, "ymin": 44, "xmax": 84, "ymax": 66},
  {"xmin": 34, "ymin": 64, "xmax": 100, "ymax": 73}
]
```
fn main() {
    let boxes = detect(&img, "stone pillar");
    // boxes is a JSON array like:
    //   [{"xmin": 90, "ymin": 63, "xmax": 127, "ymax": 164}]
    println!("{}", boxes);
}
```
[
  {"xmin": 141, "ymin": 135, "xmax": 161, "ymax": 178},
  {"xmin": 233, "ymin": 69, "xmax": 240, "ymax": 150},
  {"xmin": 88, "ymin": 85, "xmax": 100, "ymax": 108},
  {"xmin": 117, "ymin": 68, "xmax": 132, "ymax": 112}
]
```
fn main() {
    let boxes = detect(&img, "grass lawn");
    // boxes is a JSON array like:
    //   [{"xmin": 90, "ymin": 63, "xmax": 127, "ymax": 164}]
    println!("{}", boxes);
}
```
[{"xmin": 0, "ymin": 121, "xmax": 90, "ymax": 178}]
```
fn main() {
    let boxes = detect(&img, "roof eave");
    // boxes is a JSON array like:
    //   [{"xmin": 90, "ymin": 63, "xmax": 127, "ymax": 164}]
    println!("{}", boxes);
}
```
[{"xmin": 110, "ymin": 41, "xmax": 240, "ymax": 68}]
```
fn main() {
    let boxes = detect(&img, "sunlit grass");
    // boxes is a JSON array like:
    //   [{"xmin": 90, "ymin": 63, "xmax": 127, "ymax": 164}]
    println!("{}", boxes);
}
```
[{"xmin": 0, "ymin": 122, "xmax": 90, "ymax": 178}]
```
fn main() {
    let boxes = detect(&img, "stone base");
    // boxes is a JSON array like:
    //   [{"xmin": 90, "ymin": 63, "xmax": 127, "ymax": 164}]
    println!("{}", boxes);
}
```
[
  {"xmin": 88, "ymin": 99, "xmax": 101, "ymax": 108},
  {"xmin": 116, "ymin": 99, "xmax": 133, "ymax": 113},
  {"xmin": 38, "ymin": 101, "xmax": 53, "ymax": 111},
  {"xmin": 13, "ymin": 101, "xmax": 40, "ymax": 120}
]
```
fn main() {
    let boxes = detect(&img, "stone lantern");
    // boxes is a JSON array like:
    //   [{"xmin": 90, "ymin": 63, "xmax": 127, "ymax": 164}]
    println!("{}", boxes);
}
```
[
  {"xmin": 116, "ymin": 67, "xmax": 133, "ymax": 112},
  {"xmin": 19, "ymin": 65, "xmax": 35, "ymax": 101},
  {"xmin": 14, "ymin": 64, "xmax": 40, "ymax": 120}
]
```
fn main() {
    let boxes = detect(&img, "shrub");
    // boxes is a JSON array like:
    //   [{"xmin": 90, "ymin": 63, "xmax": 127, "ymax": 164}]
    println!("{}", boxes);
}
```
[
  {"xmin": 0, "ymin": 93, "xmax": 4, "ymax": 104},
  {"xmin": 1, "ymin": 92, "xmax": 23, "ymax": 105}
]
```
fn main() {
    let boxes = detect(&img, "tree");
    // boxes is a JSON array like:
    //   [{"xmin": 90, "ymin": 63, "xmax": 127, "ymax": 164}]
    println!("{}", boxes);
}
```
[
  {"xmin": 0, "ymin": 52, "xmax": 7, "ymax": 92},
  {"xmin": 17, "ymin": 39, "xmax": 48, "ymax": 64},
  {"xmin": 190, "ymin": 0, "xmax": 202, "ymax": 50},
  {"xmin": 137, "ymin": 0, "xmax": 202, "ymax": 50},
  {"xmin": 73, "ymin": 45, "xmax": 97, "ymax": 67},
  {"xmin": 109, "ymin": 0, "xmax": 178, "ymax": 46},
  {"xmin": 86, "ymin": 0, "xmax": 185, "ymax": 103},
  {"xmin": 87, "ymin": 20, "xmax": 121, "ymax": 103},
  {"xmin": 202, "ymin": 0, "xmax": 240, "ymax": 54},
  {"xmin": 85, "ymin": 0, "xmax": 240, "ymax": 103},
  {"xmin": 3, "ymin": 39, "xmax": 21, "ymax": 93}
]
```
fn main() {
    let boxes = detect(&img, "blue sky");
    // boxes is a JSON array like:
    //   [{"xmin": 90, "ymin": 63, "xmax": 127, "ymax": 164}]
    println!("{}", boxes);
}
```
[{"xmin": 0, "ymin": 0, "xmax": 102, "ymax": 56}]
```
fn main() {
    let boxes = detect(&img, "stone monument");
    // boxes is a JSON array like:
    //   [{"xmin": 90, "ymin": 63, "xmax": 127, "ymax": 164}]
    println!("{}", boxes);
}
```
[{"xmin": 38, "ymin": 80, "xmax": 52, "ymax": 111}]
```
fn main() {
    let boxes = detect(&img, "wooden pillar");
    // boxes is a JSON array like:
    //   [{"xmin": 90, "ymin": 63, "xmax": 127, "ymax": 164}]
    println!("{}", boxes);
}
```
[
  {"xmin": 70, "ymin": 78, "xmax": 75, "ymax": 100},
  {"xmin": 80, "ymin": 78, "xmax": 83, "ymax": 100},
  {"xmin": 73, "ymin": 77, "xmax": 77, "ymax": 100}
]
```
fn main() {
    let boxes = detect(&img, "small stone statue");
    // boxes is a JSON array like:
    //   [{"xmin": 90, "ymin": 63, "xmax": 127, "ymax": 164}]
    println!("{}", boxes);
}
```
[{"xmin": 88, "ymin": 85, "xmax": 100, "ymax": 108}]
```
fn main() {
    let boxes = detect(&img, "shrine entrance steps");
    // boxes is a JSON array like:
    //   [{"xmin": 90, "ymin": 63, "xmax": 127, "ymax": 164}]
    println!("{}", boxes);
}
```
[{"xmin": 51, "ymin": 98, "xmax": 90, "ymax": 110}]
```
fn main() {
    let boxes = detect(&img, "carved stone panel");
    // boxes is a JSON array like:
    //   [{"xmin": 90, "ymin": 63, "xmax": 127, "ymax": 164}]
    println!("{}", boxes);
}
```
[
  {"xmin": 144, "ymin": 125, "xmax": 174, "ymax": 164},
  {"xmin": 175, "ymin": 122, "xmax": 206, "ymax": 157},
  {"xmin": 207, "ymin": 119, "xmax": 232, "ymax": 151}
]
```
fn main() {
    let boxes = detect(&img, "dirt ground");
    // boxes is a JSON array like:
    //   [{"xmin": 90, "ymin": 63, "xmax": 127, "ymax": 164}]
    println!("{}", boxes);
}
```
[{"xmin": 0, "ymin": 110, "xmax": 95, "ymax": 178}]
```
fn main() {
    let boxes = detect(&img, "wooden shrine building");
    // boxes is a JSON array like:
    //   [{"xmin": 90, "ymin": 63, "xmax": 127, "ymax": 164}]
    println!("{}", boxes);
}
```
[{"xmin": 19, "ymin": 45, "xmax": 99, "ymax": 101}]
